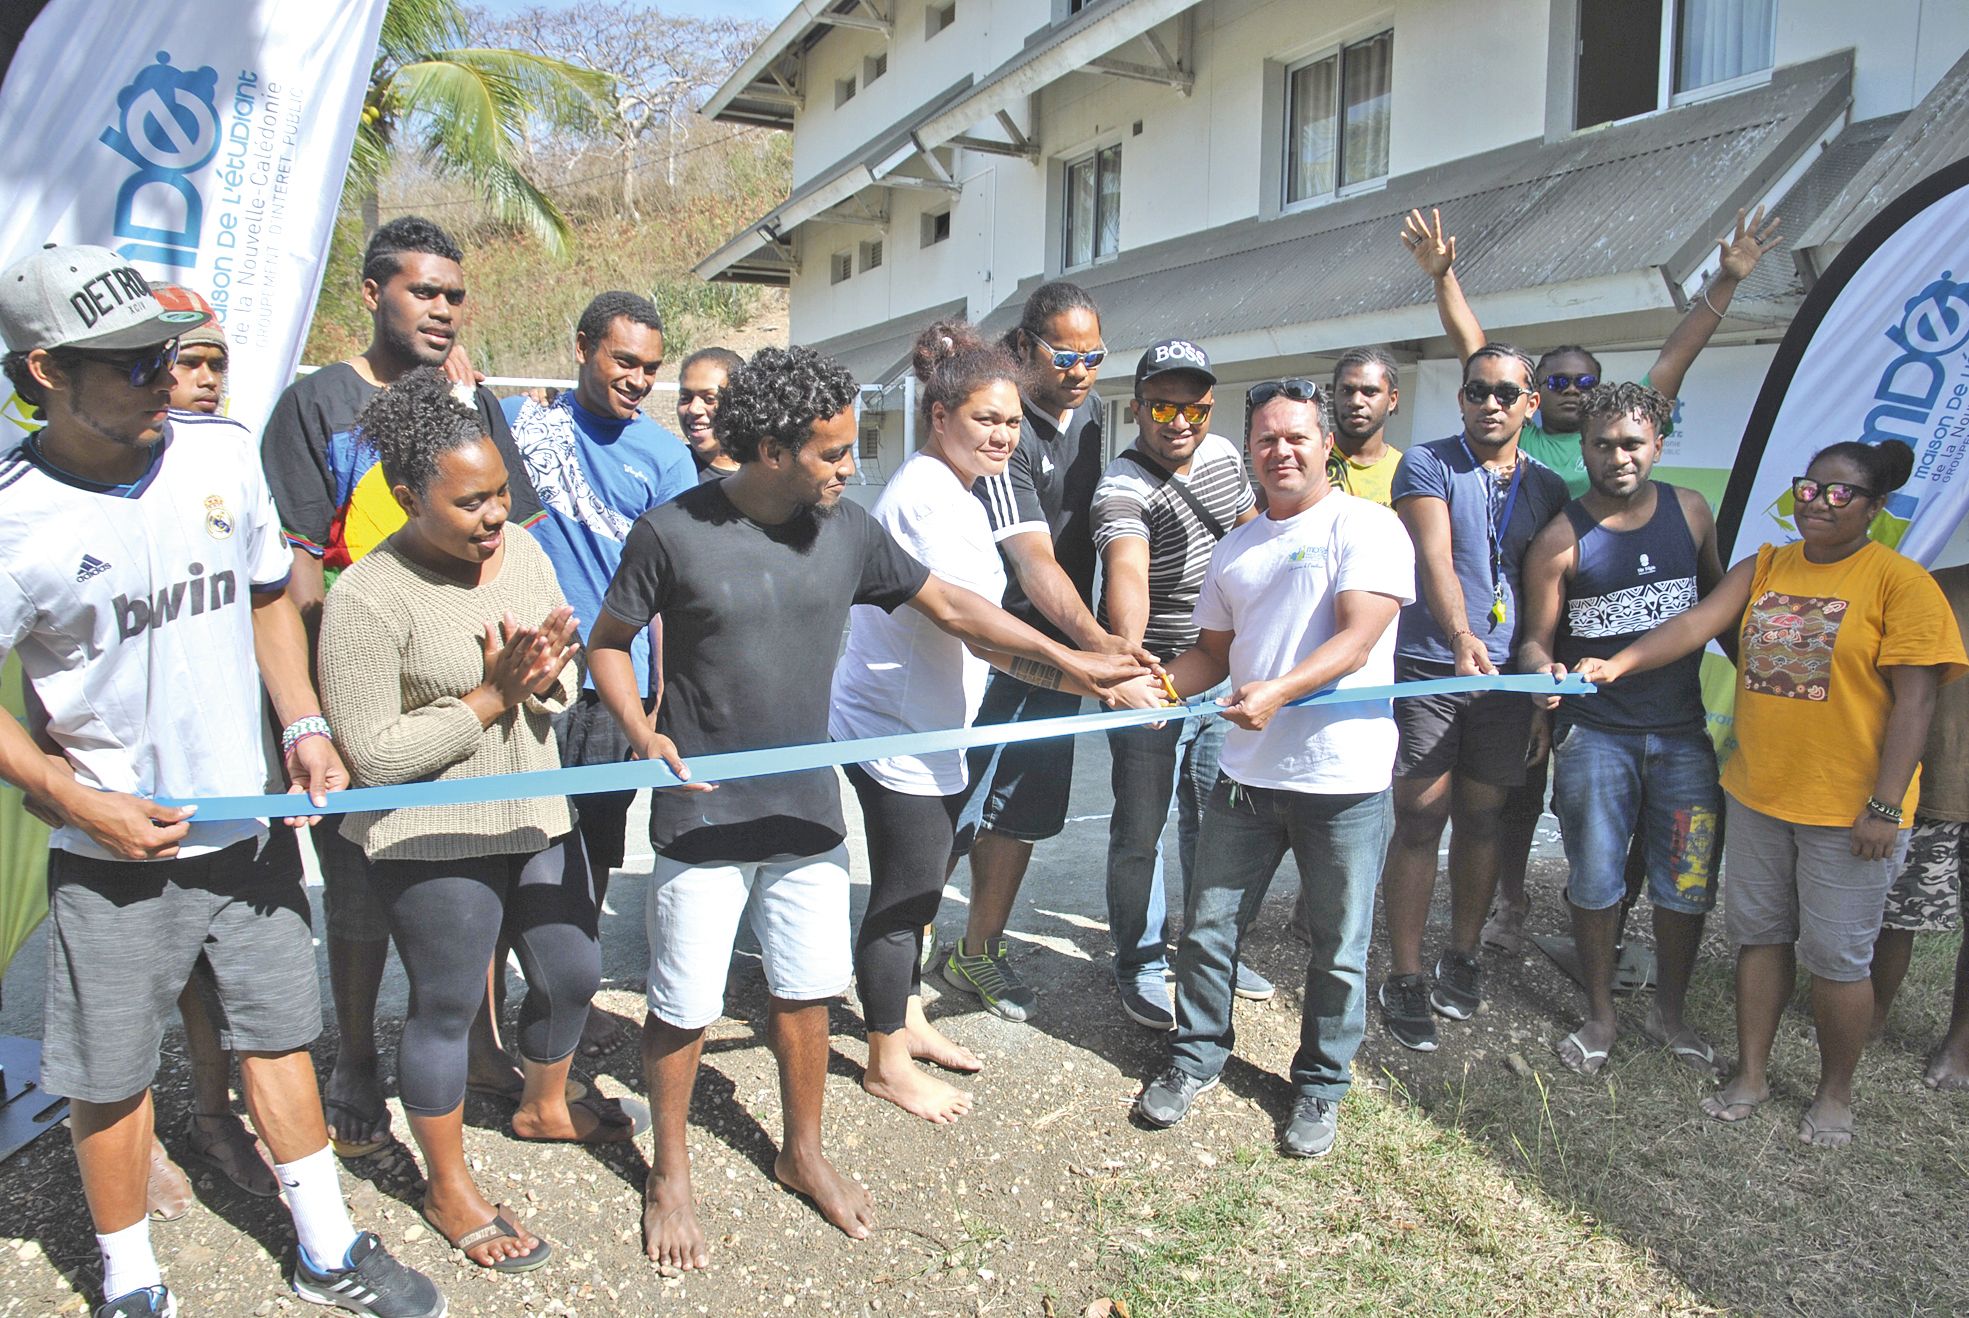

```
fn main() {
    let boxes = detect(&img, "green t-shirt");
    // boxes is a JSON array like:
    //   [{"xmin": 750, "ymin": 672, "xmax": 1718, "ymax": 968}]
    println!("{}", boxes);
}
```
[{"xmin": 1514, "ymin": 371, "xmax": 1668, "ymax": 499}]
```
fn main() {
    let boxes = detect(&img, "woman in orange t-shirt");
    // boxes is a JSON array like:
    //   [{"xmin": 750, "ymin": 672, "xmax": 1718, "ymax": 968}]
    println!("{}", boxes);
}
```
[{"xmin": 1574, "ymin": 439, "xmax": 1966, "ymax": 1149}]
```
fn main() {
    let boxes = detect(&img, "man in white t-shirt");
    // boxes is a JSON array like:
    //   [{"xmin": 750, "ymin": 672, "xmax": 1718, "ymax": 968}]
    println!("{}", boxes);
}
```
[
  {"xmin": 1133, "ymin": 380, "xmax": 1414, "ymax": 1159},
  {"xmin": 0, "ymin": 246, "xmax": 441, "ymax": 1318},
  {"xmin": 1092, "ymin": 338, "xmax": 1264, "ymax": 1030}
]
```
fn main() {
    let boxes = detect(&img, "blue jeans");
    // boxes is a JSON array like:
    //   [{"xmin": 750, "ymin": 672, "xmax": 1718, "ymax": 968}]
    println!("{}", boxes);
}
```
[
  {"xmin": 1548, "ymin": 720, "xmax": 1720, "ymax": 915},
  {"xmin": 1105, "ymin": 687, "xmax": 1228, "ymax": 984},
  {"xmin": 1171, "ymin": 777, "xmax": 1391, "ymax": 1100}
]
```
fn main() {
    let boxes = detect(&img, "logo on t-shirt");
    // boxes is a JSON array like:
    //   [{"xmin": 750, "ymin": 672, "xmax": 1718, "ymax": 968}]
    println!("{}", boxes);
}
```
[
  {"xmin": 75, "ymin": 554, "xmax": 111, "ymax": 582},
  {"xmin": 1286, "ymin": 545, "xmax": 1328, "ymax": 568},
  {"xmin": 1740, "ymin": 590, "xmax": 1845, "ymax": 701},
  {"xmin": 1636, "ymin": 552, "xmax": 1656, "ymax": 577},
  {"xmin": 114, "ymin": 562, "xmax": 240, "ymax": 640},
  {"xmin": 204, "ymin": 494, "xmax": 234, "ymax": 539}
]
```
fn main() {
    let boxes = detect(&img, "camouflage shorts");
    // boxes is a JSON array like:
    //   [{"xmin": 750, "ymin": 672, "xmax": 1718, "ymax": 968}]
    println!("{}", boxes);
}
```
[{"xmin": 1882, "ymin": 816, "xmax": 1965, "ymax": 933}]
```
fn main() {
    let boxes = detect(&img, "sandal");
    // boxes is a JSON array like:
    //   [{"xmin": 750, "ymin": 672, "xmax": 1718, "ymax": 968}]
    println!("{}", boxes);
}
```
[
  {"xmin": 1480, "ymin": 904, "xmax": 1528, "ymax": 956},
  {"xmin": 427, "ymin": 1204, "xmax": 553, "ymax": 1273},
  {"xmin": 1641, "ymin": 1022, "xmax": 1722, "ymax": 1079},
  {"xmin": 466, "ymin": 1073, "xmax": 589, "ymax": 1106},
  {"xmin": 1798, "ymin": 1112, "xmax": 1855, "ymax": 1148},
  {"xmin": 1552, "ymin": 1031, "xmax": 1610, "ymax": 1076},
  {"xmin": 1699, "ymin": 1091, "xmax": 1768, "ymax": 1124},
  {"xmin": 511, "ymin": 1093, "xmax": 638, "ymax": 1145},
  {"xmin": 323, "ymin": 1096, "xmax": 392, "ymax": 1159},
  {"xmin": 145, "ymin": 1135, "xmax": 193, "ymax": 1221},
  {"xmin": 183, "ymin": 1112, "xmax": 279, "ymax": 1198}
]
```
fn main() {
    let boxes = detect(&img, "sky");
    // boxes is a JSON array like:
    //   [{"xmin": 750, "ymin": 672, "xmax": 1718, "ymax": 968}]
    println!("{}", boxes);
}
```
[{"xmin": 474, "ymin": 0, "xmax": 788, "ymax": 25}]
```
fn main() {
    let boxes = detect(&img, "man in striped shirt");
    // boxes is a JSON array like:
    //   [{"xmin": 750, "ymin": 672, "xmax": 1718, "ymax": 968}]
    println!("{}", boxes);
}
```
[{"xmin": 1092, "ymin": 338, "xmax": 1266, "ymax": 1029}]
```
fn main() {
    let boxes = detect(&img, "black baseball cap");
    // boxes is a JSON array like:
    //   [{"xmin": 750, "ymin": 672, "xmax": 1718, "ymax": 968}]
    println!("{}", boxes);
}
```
[{"xmin": 1134, "ymin": 337, "xmax": 1215, "ymax": 389}]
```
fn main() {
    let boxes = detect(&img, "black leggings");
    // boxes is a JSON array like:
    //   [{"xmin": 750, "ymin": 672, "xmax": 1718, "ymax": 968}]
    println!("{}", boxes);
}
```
[
  {"xmin": 374, "ymin": 833, "xmax": 600, "ymax": 1117},
  {"xmin": 845, "ymin": 763, "xmax": 964, "ymax": 1034}
]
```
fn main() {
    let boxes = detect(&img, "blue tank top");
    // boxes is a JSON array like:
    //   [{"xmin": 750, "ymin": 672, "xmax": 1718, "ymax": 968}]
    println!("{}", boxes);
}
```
[{"xmin": 1555, "ymin": 483, "xmax": 1705, "ymax": 732}]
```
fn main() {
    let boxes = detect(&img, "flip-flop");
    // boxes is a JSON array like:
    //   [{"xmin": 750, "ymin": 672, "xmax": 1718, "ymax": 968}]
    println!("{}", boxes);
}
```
[
  {"xmin": 1641, "ymin": 1022, "xmax": 1723, "ymax": 1078},
  {"xmin": 1552, "ymin": 1031, "xmax": 1610, "ymax": 1076},
  {"xmin": 1480, "ymin": 906, "xmax": 1528, "ymax": 955},
  {"xmin": 182, "ymin": 1112, "xmax": 279, "ymax": 1198},
  {"xmin": 427, "ymin": 1204, "xmax": 554, "ymax": 1273},
  {"xmin": 1699, "ymin": 1092, "xmax": 1768, "ymax": 1124},
  {"xmin": 1798, "ymin": 1113, "xmax": 1855, "ymax": 1148},
  {"xmin": 323, "ymin": 1096, "xmax": 391, "ymax": 1159},
  {"xmin": 510, "ymin": 1093, "xmax": 641, "ymax": 1145},
  {"xmin": 466, "ymin": 1074, "xmax": 589, "ymax": 1106}
]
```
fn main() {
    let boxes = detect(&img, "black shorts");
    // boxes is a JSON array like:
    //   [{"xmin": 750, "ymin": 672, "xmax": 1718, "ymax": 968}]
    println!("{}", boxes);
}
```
[
  {"xmin": 951, "ymin": 673, "xmax": 1086, "ymax": 853},
  {"xmin": 554, "ymin": 688, "xmax": 647, "ymax": 873},
  {"xmin": 1392, "ymin": 656, "xmax": 1536, "ymax": 787}
]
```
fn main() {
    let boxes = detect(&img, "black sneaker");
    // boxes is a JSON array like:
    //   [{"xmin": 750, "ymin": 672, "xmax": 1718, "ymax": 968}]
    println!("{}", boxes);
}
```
[
  {"xmin": 97, "ymin": 1288, "xmax": 174, "ymax": 1318},
  {"xmin": 1118, "ymin": 978, "xmax": 1175, "ymax": 1031},
  {"xmin": 292, "ymin": 1231, "xmax": 446, "ymax": 1317},
  {"xmin": 1379, "ymin": 974, "xmax": 1437, "ymax": 1052},
  {"xmin": 1430, "ymin": 951, "xmax": 1484, "ymax": 1021},
  {"xmin": 1136, "ymin": 1065, "xmax": 1220, "ymax": 1128},
  {"xmin": 1281, "ymin": 1096, "xmax": 1338, "ymax": 1158}
]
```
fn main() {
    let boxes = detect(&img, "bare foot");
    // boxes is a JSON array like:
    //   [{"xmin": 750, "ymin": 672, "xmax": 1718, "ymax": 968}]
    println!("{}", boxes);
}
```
[
  {"xmin": 1699, "ymin": 1074, "xmax": 1770, "ymax": 1124},
  {"xmin": 865, "ymin": 1056, "xmax": 973, "ymax": 1123},
  {"xmin": 579, "ymin": 1005, "xmax": 634, "ymax": 1058},
  {"xmin": 775, "ymin": 1147, "xmax": 874, "ymax": 1239},
  {"xmin": 904, "ymin": 1019, "xmax": 982, "ymax": 1074},
  {"xmin": 1799, "ymin": 1094, "xmax": 1855, "ymax": 1148},
  {"xmin": 512, "ymin": 1093, "xmax": 635, "ymax": 1144},
  {"xmin": 424, "ymin": 1186, "xmax": 540, "ymax": 1268},
  {"xmin": 643, "ymin": 1172, "xmax": 709, "ymax": 1272},
  {"xmin": 1924, "ymin": 1039, "xmax": 1969, "ymax": 1091}
]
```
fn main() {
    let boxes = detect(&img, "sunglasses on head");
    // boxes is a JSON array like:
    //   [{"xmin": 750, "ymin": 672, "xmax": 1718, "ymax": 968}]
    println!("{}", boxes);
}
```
[
  {"xmin": 1542, "ymin": 372, "xmax": 1598, "ymax": 393},
  {"xmin": 1461, "ymin": 381, "xmax": 1529, "ymax": 407},
  {"xmin": 1139, "ymin": 399, "xmax": 1212, "ymax": 426},
  {"xmin": 1244, "ymin": 378, "xmax": 1325, "ymax": 414},
  {"xmin": 1028, "ymin": 334, "xmax": 1106, "ymax": 371},
  {"xmin": 1791, "ymin": 476, "xmax": 1877, "ymax": 509},
  {"xmin": 71, "ymin": 339, "xmax": 180, "ymax": 390}
]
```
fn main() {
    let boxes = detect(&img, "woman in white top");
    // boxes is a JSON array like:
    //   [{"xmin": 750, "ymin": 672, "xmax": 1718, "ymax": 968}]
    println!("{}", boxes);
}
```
[{"xmin": 830, "ymin": 321, "xmax": 1126, "ymax": 1122}]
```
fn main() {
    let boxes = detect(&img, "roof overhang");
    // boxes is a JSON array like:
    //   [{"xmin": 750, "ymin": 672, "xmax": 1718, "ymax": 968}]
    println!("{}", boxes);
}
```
[
  {"xmin": 703, "ymin": 0, "xmax": 895, "ymax": 131},
  {"xmin": 808, "ymin": 297, "xmax": 969, "ymax": 391}
]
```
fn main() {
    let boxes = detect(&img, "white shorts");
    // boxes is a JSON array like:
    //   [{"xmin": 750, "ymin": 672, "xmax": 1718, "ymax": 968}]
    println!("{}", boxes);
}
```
[{"xmin": 644, "ymin": 846, "xmax": 852, "ymax": 1029}]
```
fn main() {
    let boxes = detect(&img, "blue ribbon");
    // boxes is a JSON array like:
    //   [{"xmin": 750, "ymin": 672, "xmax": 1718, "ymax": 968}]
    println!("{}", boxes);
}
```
[{"xmin": 164, "ymin": 673, "xmax": 1594, "ymax": 823}]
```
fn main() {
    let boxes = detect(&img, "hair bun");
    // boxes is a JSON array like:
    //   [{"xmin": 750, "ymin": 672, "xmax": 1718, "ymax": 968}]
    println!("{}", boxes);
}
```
[{"xmin": 910, "ymin": 319, "xmax": 984, "ymax": 383}]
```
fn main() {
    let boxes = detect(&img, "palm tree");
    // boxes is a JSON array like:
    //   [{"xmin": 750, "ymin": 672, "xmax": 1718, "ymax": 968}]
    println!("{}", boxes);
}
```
[{"xmin": 351, "ymin": 0, "xmax": 612, "ymax": 255}]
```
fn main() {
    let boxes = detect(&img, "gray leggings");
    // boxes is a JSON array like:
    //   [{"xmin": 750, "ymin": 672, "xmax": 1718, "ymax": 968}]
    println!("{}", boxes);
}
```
[{"xmin": 374, "ymin": 833, "xmax": 600, "ymax": 1116}]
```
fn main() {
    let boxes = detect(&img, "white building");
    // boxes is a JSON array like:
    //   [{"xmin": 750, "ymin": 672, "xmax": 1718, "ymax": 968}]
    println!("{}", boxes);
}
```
[{"xmin": 698, "ymin": 0, "xmax": 1969, "ymax": 505}]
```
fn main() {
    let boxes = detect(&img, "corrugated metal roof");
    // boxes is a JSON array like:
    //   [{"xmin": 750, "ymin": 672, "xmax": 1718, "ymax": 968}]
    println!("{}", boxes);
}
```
[
  {"xmin": 808, "ymin": 297, "xmax": 969, "ymax": 388},
  {"xmin": 1794, "ymin": 49, "xmax": 1969, "ymax": 254},
  {"xmin": 978, "ymin": 52, "xmax": 1852, "ymax": 357},
  {"xmin": 705, "ymin": 0, "xmax": 879, "ymax": 131}
]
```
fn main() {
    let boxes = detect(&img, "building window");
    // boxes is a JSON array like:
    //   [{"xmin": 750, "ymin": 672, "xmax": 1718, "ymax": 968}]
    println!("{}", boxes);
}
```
[
  {"xmin": 835, "ymin": 75, "xmax": 857, "ymax": 107},
  {"xmin": 864, "ymin": 52, "xmax": 887, "ymax": 85},
  {"xmin": 859, "ymin": 425, "xmax": 882, "ymax": 459},
  {"xmin": 921, "ymin": 208, "xmax": 952, "ymax": 247},
  {"xmin": 1063, "ymin": 143, "xmax": 1121, "ymax": 269},
  {"xmin": 859, "ymin": 238, "xmax": 884, "ymax": 272},
  {"xmin": 1575, "ymin": 0, "xmax": 1776, "ymax": 130},
  {"xmin": 830, "ymin": 251, "xmax": 853, "ymax": 285},
  {"xmin": 1284, "ymin": 29, "xmax": 1392, "ymax": 206},
  {"xmin": 927, "ymin": 1, "xmax": 956, "ymax": 39}
]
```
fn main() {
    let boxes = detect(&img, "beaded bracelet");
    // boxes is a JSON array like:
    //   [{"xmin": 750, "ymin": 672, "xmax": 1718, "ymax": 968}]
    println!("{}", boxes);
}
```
[
  {"xmin": 1865, "ymin": 795, "xmax": 1905, "ymax": 825},
  {"xmin": 281, "ymin": 714, "xmax": 332, "ymax": 758}
]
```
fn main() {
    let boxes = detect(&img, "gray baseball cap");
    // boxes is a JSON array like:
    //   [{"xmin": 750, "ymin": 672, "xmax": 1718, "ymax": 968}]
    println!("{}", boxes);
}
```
[{"xmin": 0, "ymin": 244, "xmax": 210, "ymax": 354}]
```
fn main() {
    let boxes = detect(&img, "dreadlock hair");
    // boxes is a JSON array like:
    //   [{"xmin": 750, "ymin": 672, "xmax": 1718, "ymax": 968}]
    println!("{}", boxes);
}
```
[
  {"xmin": 1535, "ymin": 343, "xmax": 1602, "ymax": 377},
  {"xmin": 1004, "ymin": 280, "xmax": 1101, "ymax": 355},
  {"xmin": 1578, "ymin": 381, "xmax": 1672, "ymax": 439},
  {"xmin": 1811, "ymin": 439, "xmax": 1916, "ymax": 496},
  {"xmin": 1332, "ymin": 345, "xmax": 1399, "ymax": 389},
  {"xmin": 912, "ymin": 319, "xmax": 1019, "ymax": 421},
  {"xmin": 361, "ymin": 216, "xmax": 464, "ymax": 285},
  {"xmin": 680, "ymin": 346, "xmax": 744, "ymax": 379},
  {"xmin": 713, "ymin": 345, "xmax": 859, "ymax": 464},
  {"xmin": 354, "ymin": 366, "xmax": 487, "ymax": 496},
  {"xmin": 1463, "ymin": 341, "xmax": 1537, "ymax": 388},
  {"xmin": 576, "ymin": 291, "xmax": 663, "ymax": 346}
]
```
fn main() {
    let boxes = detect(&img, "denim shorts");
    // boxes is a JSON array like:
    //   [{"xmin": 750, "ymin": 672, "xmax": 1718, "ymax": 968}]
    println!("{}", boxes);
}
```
[
  {"xmin": 951, "ymin": 672, "xmax": 1086, "ymax": 853},
  {"xmin": 1549, "ymin": 720, "xmax": 1721, "ymax": 915}
]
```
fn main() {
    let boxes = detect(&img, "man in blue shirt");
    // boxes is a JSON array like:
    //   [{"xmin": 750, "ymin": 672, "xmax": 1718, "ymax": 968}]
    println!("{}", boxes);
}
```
[{"xmin": 504, "ymin": 292, "xmax": 695, "ymax": 1009}]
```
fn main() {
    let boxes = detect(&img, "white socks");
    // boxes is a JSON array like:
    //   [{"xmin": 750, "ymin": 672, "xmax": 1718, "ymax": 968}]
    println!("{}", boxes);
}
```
[
  {"xmin": 97, "ymin": 1219, "xmax": 160, "ymax": 1302},
  {"xmin": 275, "ymin": 1144, "xmax": 360, "ymax": 1272}
]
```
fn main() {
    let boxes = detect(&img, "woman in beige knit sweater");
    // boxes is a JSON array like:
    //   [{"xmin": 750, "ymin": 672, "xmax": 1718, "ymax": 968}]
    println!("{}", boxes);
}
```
[{"xmin": 319, "ymin": 369, "xmax": 627, "ymax": 1274}]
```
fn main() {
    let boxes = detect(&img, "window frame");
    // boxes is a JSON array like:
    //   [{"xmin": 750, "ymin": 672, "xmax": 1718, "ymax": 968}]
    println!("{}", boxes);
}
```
[
  {"xmin": 1279, "ymin": 26, "xmax": 1394, "ymax": 214},
  {"xmin": 835, "ymin": 74, "xmax": 857, "ymax": 107},
  {"xmin": 1571, "ymin": 0, "xmax": 1777, "ymax": 133},
  {"xmin": 829, "ymin": 250, "xmax": 853, "ymax": 285},
  {"xmin": 926, "ymin": 1, "xmax": 956, "ymax": 40},
  {"xmin": 864, "ymin": 51, "xmax": 888, "ymax": 86},
  {"xmin": 1060, "ymin": 141, "xmax": 1122, "ymax": 272},
  {"xmin": 920, "ymin": 207, "xmax": 952, "ymax": 248},
  {"xmin": 859, "ymin": 238, "xmax": 884, "ymax": 273}
]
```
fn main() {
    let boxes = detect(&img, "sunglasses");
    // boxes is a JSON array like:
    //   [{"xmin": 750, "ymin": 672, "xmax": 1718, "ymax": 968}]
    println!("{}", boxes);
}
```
[
  {"xmin": 1029, "ymin": 334, "xmax": 1106, "ymax": 371},
  {"xmin": 1542, "ymin": 372, "xmax": 1598, "ymax": 393},
  {"xmin": 1245, "ymin": 378, "xmax": 1326, "ymax": 413},
  {"xmin": 1461, "ymin": 381, "xmax": 1529, "ymax": 408},
  {"xmin": 71, "ymin": 339, "xmax": 180, "ymax": 389},
  {"xmin": 1140, "ymin": 399, "xmax": 1212, "ymax": 426},
  {"xmin": 1791, "ymin": 476, "xmax": 1877, "ymax": 509}
]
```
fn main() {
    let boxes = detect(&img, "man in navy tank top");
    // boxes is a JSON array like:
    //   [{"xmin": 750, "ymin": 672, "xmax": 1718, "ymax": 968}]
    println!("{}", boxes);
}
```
[{"xmin": 1517, "ymin": 382, "xmax": 1728, "ymax": 1077}]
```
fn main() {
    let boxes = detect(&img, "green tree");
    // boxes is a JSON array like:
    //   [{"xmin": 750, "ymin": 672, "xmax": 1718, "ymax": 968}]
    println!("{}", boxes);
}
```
[{"xmin": 351, "ymin": 0, "xmax": 611, "ymax": 254}]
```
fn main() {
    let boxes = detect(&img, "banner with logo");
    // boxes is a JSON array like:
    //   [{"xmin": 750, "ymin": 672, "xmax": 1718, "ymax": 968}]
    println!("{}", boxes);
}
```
[
  {"xmin": 1717, "ymin": 156, "xmax": 1969, "ymax": 565},
  {"xmin": 0, "ymin": 0, "xmax": 387, "ymax": 439}
]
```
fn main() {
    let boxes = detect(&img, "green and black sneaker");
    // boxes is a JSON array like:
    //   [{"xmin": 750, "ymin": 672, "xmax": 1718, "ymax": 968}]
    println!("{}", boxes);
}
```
[{"xmin": 940, "ymin": 936, "xmax": 1037, "ymax": 1022}]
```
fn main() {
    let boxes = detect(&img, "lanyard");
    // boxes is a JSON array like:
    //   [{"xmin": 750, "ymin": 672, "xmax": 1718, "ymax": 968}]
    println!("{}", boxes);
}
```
[{"xmin": 1457, "ymin": 435, "xmax": 1524, "ymax": 627}]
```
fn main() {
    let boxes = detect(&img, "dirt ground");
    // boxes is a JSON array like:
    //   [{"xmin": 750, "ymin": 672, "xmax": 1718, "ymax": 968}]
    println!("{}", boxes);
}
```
[{"xmin": 1, "ymin": 734, "xmax": 1962, "ymax": 1316}]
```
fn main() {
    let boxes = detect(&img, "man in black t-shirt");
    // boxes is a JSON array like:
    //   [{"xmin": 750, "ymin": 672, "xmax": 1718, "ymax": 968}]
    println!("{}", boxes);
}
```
[
  {"xmin": 944, "ymin": 281, "xmax": 1138, "ymax": 1024},
  {"xmin": 259, "ymin": 216, "xmax": 544, "ymax": 1158},
  {"xmin": 588, "ymin": 347, "xmax": 1144, "ymax": 1272}
]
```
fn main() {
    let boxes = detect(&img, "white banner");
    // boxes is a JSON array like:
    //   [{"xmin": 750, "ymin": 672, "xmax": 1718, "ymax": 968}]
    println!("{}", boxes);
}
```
[
  {"xmin": 0, "ymin": 0, "xmax": 387, "ymax": 438},
  {"xmin": 1718, "ymin": 158, "xmax": 1969, "ymax": 567}
]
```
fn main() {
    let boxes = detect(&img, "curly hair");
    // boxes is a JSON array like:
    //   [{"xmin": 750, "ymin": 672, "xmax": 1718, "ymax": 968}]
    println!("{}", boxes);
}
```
[
  {"xmin": 362, "ymin": 216, "xmax": 464, "ymax": 286},
  {"xmin": 912, "ymin": 318, "xmax": 1019, "ymax": 421},
  {"xmin": 712, "ymin": 345, "xmax": 859, "ymax": 463},
  {"xmin": 353, "ymin": 366, "xmax": 487, "ymax": 496},
  {"xmin": 576, "ymin": 291, "xmax": 663, "ymax": 347},
  {"xmin": 1578, "ymin": 381, "xmax": 1672, "ymax": 439}
]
